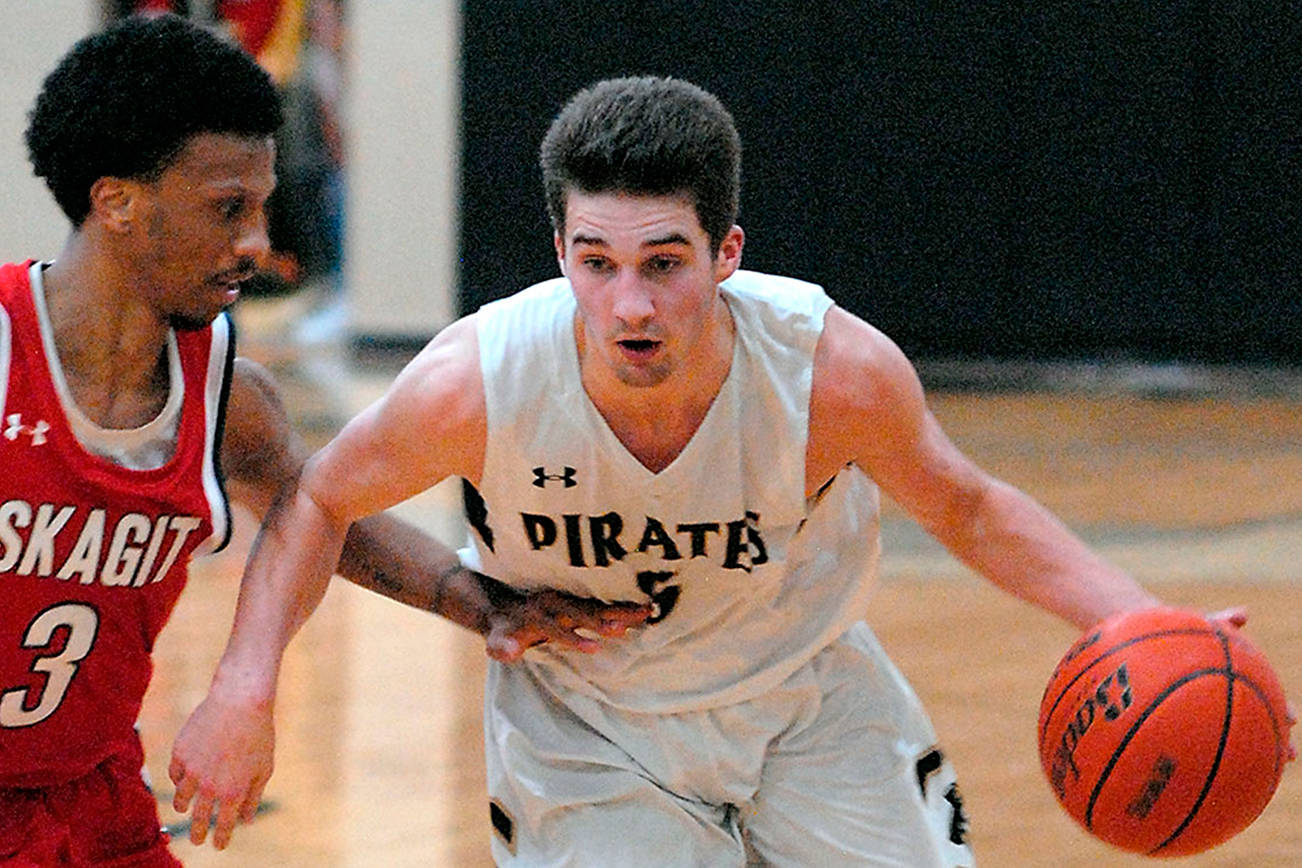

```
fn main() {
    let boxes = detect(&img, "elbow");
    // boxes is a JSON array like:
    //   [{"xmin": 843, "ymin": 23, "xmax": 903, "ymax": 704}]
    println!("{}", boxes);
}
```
[{"xmin": 282, "ymin": 455, "xmax": 352, "ymax": 537}]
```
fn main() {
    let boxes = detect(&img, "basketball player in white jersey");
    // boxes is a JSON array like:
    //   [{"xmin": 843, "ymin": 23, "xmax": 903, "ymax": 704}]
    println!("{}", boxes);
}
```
[{"xmin": 174, "ymin": 77, "xmax": 1290, "ymax": 864}]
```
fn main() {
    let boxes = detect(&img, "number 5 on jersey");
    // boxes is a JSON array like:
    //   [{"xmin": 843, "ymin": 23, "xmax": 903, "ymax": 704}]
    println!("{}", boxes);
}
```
[{"xmin": 636, "ymin": 570, "xmax": 680, "ymax": 624}]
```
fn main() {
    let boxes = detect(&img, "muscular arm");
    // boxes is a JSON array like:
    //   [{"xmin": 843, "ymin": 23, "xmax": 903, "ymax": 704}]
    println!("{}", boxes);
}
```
[
  {"xmin": 172, "ymin": 320, "xmax": 645, "ymax": 848},
  {"xmin": 218, "ymin": 317, "xmax": 492, "ymax": 673},
  {"xmin": 808, "ymin": 306, "xmax": 1161, "ymax": 631},
  {"xmin": 167, "ymin": 328, "xmax": 483, "ymax": 848},
  {"xmin": 217, "ymin": 350, "xmax": 520, "ymax": 645}
]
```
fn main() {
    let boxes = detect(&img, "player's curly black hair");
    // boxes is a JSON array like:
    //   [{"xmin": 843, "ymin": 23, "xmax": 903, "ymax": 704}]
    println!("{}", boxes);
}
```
[
  {"xmin": 25, "ymin": 13, "xmax": 282, "ymax": 227},
  {"xmin": 540, "ymin": 76, "xmax": 742, "ymax": 254}
]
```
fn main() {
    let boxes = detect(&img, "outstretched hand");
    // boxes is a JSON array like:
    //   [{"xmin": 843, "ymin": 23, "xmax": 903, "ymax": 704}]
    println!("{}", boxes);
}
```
[
  {"xmin": 168, "ymin": 690, "xmax": 275, "ymax": 850},
  {"xmin": 1205, "ymin": 606, "xmax": 1297, "ymax": 763},
  {"xmin": 481, "ymin": 586, "xmax": 652, "ymax": 662}
]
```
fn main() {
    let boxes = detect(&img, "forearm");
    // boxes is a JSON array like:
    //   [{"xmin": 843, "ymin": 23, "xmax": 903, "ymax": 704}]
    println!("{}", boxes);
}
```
[
  {"xmin": 940, "ymin": 478, "xmax": 1161, "ymax": 630},
  {"xmin": 337, "ymin": 513, "xmax": 526, "ymax": 636},
  {"xmin": 212, "ymin": 485, "xmax": 347, "ymax": 702}
]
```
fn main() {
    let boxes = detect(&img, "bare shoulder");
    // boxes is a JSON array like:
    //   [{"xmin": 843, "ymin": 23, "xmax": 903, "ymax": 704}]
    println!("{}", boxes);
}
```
[
  {"xmin": 305, "ymin": 314, "xmax": 487, "ymax": 514},
  {"xmin": 364, "ymin": 314, "xmax": 485, "ymax": 450},
  {"xmin": 220, "ymin": 357, "xmax": 305, "ymax": 516},
  {"xmin": 807, "ymin": 306, "xmax": 929, "ymax": 486},
  {"xmin": 386, "ymin": 314, "xmax": 482, "ymax": 405},
  {"xmin": 811, "ymin": 306, "xmax": 920, "ymax": 407}
]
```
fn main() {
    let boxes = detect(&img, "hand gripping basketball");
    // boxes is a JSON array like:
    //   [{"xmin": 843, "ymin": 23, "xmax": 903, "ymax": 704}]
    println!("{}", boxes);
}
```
[{"xmin": 1037, "ymin": 607, "xmax": 1291, "ymax": 857}]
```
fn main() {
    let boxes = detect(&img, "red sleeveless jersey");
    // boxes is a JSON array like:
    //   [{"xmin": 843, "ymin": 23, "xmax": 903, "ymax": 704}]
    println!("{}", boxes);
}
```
[{"xmin": 0, "ymin": 261, "xmax": 232, "ymax": 787}]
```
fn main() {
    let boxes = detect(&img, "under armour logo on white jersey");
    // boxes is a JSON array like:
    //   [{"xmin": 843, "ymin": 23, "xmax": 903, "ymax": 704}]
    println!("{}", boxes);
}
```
[
  {"xmin": 4, "ymin": 413, "xmax": 50, "ymax": 446},
  {"xmin": 532, "ymin": 466, "xmax": 577, "ymax": 488}
]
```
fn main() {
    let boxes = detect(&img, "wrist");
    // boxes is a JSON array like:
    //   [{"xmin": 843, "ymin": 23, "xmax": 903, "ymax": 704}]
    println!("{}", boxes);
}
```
[
  {"xmin": 436, "ymin": 567, "xmax": 524, "ymax": 636},
  {"xmin": 209, "ymin": 653, "xmax": 279, "ymax": 710}
]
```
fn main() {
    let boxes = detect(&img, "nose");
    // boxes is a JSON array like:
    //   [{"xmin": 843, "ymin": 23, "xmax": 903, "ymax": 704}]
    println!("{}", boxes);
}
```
[
  {"xmin": 234, "ymin": 210, "xmax": 271, "ymax": 265},
  {"xmin": 610, "ymin": 270, "xmax": 655, "ymax": 326}
]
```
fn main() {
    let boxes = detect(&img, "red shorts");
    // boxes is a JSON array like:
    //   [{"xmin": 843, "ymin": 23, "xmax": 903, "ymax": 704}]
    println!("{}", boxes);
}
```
[{"xmin": 0, "ymin": 737, "xmax": 180, "ymax": 868}]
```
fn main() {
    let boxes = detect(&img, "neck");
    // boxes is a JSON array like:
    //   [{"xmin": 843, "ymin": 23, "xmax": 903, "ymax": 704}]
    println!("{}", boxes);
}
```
[
  {"xmin": 578, "ymin": 295, "xmax": 735, "ymax": 473},
  {"xmin": 40, "ymin": 233, "xmax": 174, "ymax": 429}
]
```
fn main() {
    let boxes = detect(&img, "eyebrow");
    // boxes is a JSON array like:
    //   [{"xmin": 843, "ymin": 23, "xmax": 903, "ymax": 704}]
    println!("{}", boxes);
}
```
[
  {"xmin": 569, "ymin": 232, "xmax": 693, "ymax": 248},
  {"xmin": 644, "ymin": 233, "xmax": 692, "ymax": 248}
]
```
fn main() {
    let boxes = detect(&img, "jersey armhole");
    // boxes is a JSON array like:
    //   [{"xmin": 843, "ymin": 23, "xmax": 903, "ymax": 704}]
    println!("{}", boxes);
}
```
[
  {"xmin": 197, "ymin": 312, "xmax": 237, "ymax": 556},
  {"xmin": 0, "ymin": 304, "xmax": 11, "ymax": 419}
]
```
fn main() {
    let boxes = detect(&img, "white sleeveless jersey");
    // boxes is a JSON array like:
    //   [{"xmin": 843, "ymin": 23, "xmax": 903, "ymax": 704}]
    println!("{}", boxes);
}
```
[{"xmin": 464, "ymin": 269, "xmax": 881, "ymax": 713}]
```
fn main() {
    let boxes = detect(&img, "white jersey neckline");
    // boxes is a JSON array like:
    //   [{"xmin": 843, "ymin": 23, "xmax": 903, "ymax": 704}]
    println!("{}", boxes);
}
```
[{"xmin": 561, "ymin": 291, "xmax": 743, "ymax": 481}]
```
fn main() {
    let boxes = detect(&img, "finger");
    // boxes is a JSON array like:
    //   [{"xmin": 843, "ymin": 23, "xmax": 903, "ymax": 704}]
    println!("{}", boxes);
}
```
[
  {"xmin": 1205, "ymin": 606, "xmax": 1248, "ymax": 629},
  {"xmin": 597, "ymin": 616, "xmax": 646, "ymax": 636},
  {"xmin": 597, "ymin": 605, "xmax": 653, "ymax": 634},
  {"xmin": 1285, "ymin": 703, "xmax": 1298, "ymax": 762},
  {"xmin": 240, "ymin": 797, "xmax": 260, "ymax": 824},
  {"xmin": 189, "ymin": 792, "xmax": 215, "ymax": 845},
  {"xmin": 525, "ymin": 603, "xmax": 597, "ymax": 650},
  {"xmin": 606, "ymin": 601, "xmax": 655, "ymax": 623},
  {"xmin": 553, "ymin": 628, "xmax": 601, "ymax": 653},
  {"xmin": 170, "ymin": 765, "xmax": 196, "ymax": 813},
  {"xmin": 511, "ymin": 617, "xmax": 598, "ymax": 654},
  {"xmin": 578, "ymin": 598, "xmax": 652, "ymax": 622},
  {"xmin": 238, "ymin": 772, "xmax": 270, "ymax": 825},
  {"xmin": 549, "ymin": 601, "xmax": 649, "ymax": 637},
  {"xmin": 168, "ymin": 755, "xmax": 186, "ymax": 787},
  {"xmin": 212, "ymin": 793, "xmax": 243, "ymax": 850}
]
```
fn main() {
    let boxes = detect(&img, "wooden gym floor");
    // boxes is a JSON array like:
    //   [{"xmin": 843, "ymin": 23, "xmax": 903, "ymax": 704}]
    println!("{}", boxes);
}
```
[{"xmin": 137, "ymin": 294, "xmax": 1301, "ymax": 867}]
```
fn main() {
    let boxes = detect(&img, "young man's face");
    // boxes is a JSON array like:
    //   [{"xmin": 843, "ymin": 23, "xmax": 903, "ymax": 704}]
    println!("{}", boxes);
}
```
[
  {"xmin": 557, "ymin": 190, "xmax": 743, "ymax": 389},
  {"xmin": 128, "ymin": 132, "xmax": 276, "ymax": 330}
]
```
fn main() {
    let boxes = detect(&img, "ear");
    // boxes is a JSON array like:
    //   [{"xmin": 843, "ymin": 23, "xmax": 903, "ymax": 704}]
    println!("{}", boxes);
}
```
[
  {"xmin": 554, "ymin": 230, "xmax": 567, "ymax": 275},
  {"xmin": 87, "ymin": 176, "xmax": 141, "ymax": 234},
  {"xmin": 713, "ymin": 224, "xmax": 745, "ymax": 283}
]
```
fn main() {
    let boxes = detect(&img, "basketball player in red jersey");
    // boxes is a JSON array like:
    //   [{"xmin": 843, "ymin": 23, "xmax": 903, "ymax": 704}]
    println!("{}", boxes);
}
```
[{"xmin": 0, "ymin": 15, "xmax": 646, "ymax": 866}]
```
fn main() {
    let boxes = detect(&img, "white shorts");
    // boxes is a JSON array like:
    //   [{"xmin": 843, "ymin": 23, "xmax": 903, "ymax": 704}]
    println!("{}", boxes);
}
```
[{"xmin": 484, "ymin": 621, "xmax": 975, "ymax": 867}]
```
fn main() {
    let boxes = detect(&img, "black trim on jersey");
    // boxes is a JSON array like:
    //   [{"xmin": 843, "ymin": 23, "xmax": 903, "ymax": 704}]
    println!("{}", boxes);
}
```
[
  {"xmin": 489, "ymin": 799, "xmax": 516, "ymax": 854},
  {"xmin": 462, "ymin": 479, "xmax": 495, "ymax": 552},
  {"xmin": 208, "ymin": 311, "xmax": 237, "ymax": 554}
]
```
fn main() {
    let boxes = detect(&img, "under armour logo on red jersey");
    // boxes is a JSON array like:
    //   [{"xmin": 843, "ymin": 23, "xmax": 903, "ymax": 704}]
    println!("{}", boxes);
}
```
[
  {"xmin": 532, "ymin": 466, "xmax": 577, "ymax": 488},
  {"xmin": 4, "ymin": 414, "xmax": 50, "ymax": 446}
]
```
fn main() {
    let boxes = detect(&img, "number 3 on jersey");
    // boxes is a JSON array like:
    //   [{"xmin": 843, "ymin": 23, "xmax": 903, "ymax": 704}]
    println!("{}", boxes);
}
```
[{"xmin": 1, "ymin": 603, "xmax": 99, "ymax": 728}]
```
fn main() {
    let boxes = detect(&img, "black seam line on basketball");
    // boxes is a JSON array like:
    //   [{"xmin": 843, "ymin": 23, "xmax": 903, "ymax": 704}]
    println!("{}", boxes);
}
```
[
  {"xmin": 1148, "ymin": 629, "xmax": 1235, "ymax": 855},
  {"xmin": 1082, "ymin": 667, "xmax": 1231, "ymax": 832},
  {"xmin": 1223, "ymin": 634, "xmax": 1289, "ymax": 779},
  {"xmin": 1038, "ymin": 628, "xmax": 1216, "ymax": 743}
]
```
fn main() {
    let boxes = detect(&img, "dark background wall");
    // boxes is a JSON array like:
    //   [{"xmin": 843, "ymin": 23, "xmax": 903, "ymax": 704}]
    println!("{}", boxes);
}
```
[{"xmin": 458, "ymin": 2, "xmax": 1301, "ymax": 364}]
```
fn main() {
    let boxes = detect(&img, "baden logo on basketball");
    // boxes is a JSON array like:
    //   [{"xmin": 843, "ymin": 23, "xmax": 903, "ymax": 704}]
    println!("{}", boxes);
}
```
[{"xmin": 1047, "ymin": 662, "xmax": 1132, "ymax": 798}]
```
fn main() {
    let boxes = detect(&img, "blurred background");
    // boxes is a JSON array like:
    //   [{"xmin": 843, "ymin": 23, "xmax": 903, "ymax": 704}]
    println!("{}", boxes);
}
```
[
  {"xmin": 4, "ymin": 1, "xmax": 1300, "ymax": 371},
  {"xmin": 2, "ymin": 3, "xmax": 1299, "ymax": 866}
]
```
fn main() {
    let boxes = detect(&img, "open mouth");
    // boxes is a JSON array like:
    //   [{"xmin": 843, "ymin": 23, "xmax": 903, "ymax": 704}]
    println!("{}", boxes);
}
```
[
  {"xmin": 211, "ymin": 270, "xmax": 255, "ymax": 299},
  {"xmin": 616, "ymin": 338, "xmax": 664, "ymax": 363},
  {"xmin": 619, "ymin": 339, "xmax": 659, "ymax": 353}
]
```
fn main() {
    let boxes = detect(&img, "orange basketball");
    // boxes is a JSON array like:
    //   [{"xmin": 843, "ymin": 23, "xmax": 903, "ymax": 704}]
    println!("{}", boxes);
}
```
[{"xmin": 1037, "ymin": 607, "xmax": 1290, "ymax": 857}]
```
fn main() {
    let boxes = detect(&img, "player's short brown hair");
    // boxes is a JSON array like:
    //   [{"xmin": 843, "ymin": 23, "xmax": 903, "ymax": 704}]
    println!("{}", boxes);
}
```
[{"xmin": 540, "ymin": 76, "xmax": 742, "ymax": 252}]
